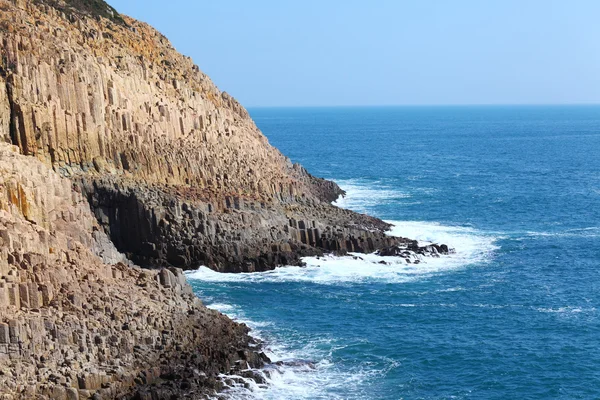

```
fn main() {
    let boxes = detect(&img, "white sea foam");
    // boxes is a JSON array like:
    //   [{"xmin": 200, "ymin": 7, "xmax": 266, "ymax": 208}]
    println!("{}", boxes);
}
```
[
  {"xmin": 202, "ymin": 302, "xmax": 374, "ymax": 400},
  {"xmin": 216, "ymin": 360, "xmax": 368, "ymax": 400},
  {"xmin": 207, "ymin": 303, "xmax": 235, "ymax": 313},
  {"xmin": 189, "ymin": 177, "xmax": 500, "ymax": 398},
  {"xmin": 187, "ymin": 219, "xmax": 497, "ymax": 285},
  {"xmin": 535, "ymin": 306, "xmax": 596, "ymax": 315},
  {"xmin": 517, "ymin": 226, "xmax": 600, "ymax": 239},
  {"xmin": 330, "ymin": 178, "xmax": 498, "ymax": 281},
  {"xmin": 332, "ymin": 179, "xmax": 412, "ymax": 213},
  {"xmin": 386, "ymin": 219, "xmax": 498, "ymax": 263}
]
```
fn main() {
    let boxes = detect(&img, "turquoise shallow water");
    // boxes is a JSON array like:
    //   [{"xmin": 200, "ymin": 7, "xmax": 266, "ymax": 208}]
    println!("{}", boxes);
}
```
[{"xmin": 188, "ymin": 106, "xmax": 600, "ymax": 399}]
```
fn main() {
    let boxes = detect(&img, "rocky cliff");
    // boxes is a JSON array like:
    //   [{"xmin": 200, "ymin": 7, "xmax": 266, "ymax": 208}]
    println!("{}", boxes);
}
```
[
  {"xmin": 0, "ymin": 0, "xmax": 421, "ymax": 398},
  {"xmin": 0, "ymin": 0, "xmax": 406, "ymax": 273}
]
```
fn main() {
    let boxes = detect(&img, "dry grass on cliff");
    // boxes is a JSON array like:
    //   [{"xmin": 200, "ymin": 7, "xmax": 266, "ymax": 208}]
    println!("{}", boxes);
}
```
[{"xmin": 34, "ymin": 0, "xmax": 126, "ymax": 25}]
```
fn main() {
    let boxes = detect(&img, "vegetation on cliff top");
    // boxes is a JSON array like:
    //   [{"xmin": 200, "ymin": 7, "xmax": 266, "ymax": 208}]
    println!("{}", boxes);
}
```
[{"xmin": 35, "ymin": 0, "xmax": 126, "ymax": 25}]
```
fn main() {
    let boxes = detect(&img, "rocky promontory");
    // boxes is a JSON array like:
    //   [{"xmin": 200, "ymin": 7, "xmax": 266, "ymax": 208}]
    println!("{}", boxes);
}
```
[
  {"xmin": 1, "ymin": 0, "xmax": 407, "ymax": 272},
  {"xmin": 0, "ymin": 0, "xmax": 436, "ymax": 398}
]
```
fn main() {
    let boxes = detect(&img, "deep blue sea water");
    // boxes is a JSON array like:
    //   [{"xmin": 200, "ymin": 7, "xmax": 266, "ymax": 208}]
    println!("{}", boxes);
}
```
[{"xmin": 188, "ymin": 106, "xmax": 600, "ymax": 399}]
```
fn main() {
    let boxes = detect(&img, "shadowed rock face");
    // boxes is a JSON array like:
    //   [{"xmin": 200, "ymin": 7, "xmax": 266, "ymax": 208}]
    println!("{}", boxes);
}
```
[
  {"xmin": 79, "ymin": 176, "xmax": 404, "ymax": 272},
  {"xmin": 1, "ymin": 0, "xmax": 407, "ymax": 272}
]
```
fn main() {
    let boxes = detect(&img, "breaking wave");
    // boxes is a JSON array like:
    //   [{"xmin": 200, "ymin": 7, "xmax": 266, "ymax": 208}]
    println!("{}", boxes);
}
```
[
  {"xmin": 202, "ymin": 302, "xmax": 381, "ymax": 400},
  {"xmin": 187, "ymin": 220, "xmax": 497, "ymax": 285},
  {"xmin": 187, "ymin": 176, "xmax": 500, "ymax": 398}
]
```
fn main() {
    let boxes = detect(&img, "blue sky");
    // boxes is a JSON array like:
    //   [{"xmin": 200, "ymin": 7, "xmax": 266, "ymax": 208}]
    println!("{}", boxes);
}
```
[{"xmin": 108, "ymin": 0, "xmax": 600, "ymax": 107}]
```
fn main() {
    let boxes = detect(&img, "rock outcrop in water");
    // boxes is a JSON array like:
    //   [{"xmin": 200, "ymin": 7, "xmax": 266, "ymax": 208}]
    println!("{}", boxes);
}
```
[{"xmin": 0, "ymin": 0, "xmax": 439, "ymax": 398}]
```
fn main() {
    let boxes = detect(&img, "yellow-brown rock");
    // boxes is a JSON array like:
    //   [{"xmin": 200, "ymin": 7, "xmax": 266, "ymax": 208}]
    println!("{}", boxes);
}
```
[
  {"xmin": 0, "ymin": 75, "xmax": 9, "ymax": 143},
  {"xmin": 1, "ymin": 0, "xmax": 311, "ymax": 202}
]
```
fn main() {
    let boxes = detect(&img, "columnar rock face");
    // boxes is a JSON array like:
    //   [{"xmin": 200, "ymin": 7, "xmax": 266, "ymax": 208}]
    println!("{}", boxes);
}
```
[
  {"xmin": 2, "ymin": 0, "xmax": 312, "ymax": 199},
  {"xmin": 78, "ymin": 176, "xmax": 402, "ymax": 272},
  {"xmin": 0, "ymin": 0, "xmax": 406, "ymax": 272},
  {"xmin": 0, "ymin": 143, "xmax": 266, "ymax": 399},
  {"xmin": 0, "ymin": 141, "xmax": 123, "ymax": 264},
  {"xmin": 0, "ymin": 0, "xmax": 417, "ymax": 398},
  {"xmin": 0, "ymin": 75, "xmax": 9, "ymax": 143}
]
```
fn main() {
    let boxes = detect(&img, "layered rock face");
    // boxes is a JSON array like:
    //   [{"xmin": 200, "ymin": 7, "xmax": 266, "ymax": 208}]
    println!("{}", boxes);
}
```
[
  {"xmin": 1, "ymin": 0, "xmax": 403, "ymax": 272},
  {"xmin": 0, "ymin": 143, "xmax": 266, "ymax": 399}
]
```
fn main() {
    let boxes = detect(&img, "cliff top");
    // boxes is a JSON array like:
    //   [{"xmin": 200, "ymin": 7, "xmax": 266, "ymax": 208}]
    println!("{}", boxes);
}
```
[{"xmin": 34, "ymin": 0, "xmax": 126, "ymax": 25}]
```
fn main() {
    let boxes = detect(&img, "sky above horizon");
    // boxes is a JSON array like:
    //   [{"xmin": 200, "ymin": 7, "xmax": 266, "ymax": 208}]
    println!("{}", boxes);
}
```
[{"xmin": 107, "ymin": 0, "xmax": 600, "ymax": 107}]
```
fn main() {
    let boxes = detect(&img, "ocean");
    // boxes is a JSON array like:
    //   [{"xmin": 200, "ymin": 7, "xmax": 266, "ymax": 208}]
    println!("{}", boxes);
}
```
[{"xmin": 187, "ymin": 106, "xmax": 600, "ymax": 399}]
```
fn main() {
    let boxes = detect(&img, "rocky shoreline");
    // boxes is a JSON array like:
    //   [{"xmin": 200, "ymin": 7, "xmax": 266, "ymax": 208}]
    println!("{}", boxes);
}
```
[
  {"xmin": 0, "ymin": 143, "xmax": 270, "ymax": 399},
  {"xmin": 0, "ymin": 0, "xmax": 452, "ymax": 398}
]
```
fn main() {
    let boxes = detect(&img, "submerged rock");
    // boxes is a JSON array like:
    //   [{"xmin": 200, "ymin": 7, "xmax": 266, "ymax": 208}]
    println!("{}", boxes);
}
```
[{"xmin": 377, "ymin": 242, "xmax": 452, "ymax": 260}]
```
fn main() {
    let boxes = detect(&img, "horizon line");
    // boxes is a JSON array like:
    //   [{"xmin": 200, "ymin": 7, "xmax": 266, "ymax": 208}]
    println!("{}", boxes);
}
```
[{"xmin": 245, "ymin": 102, "xmax": 600, "ymax": 109}]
